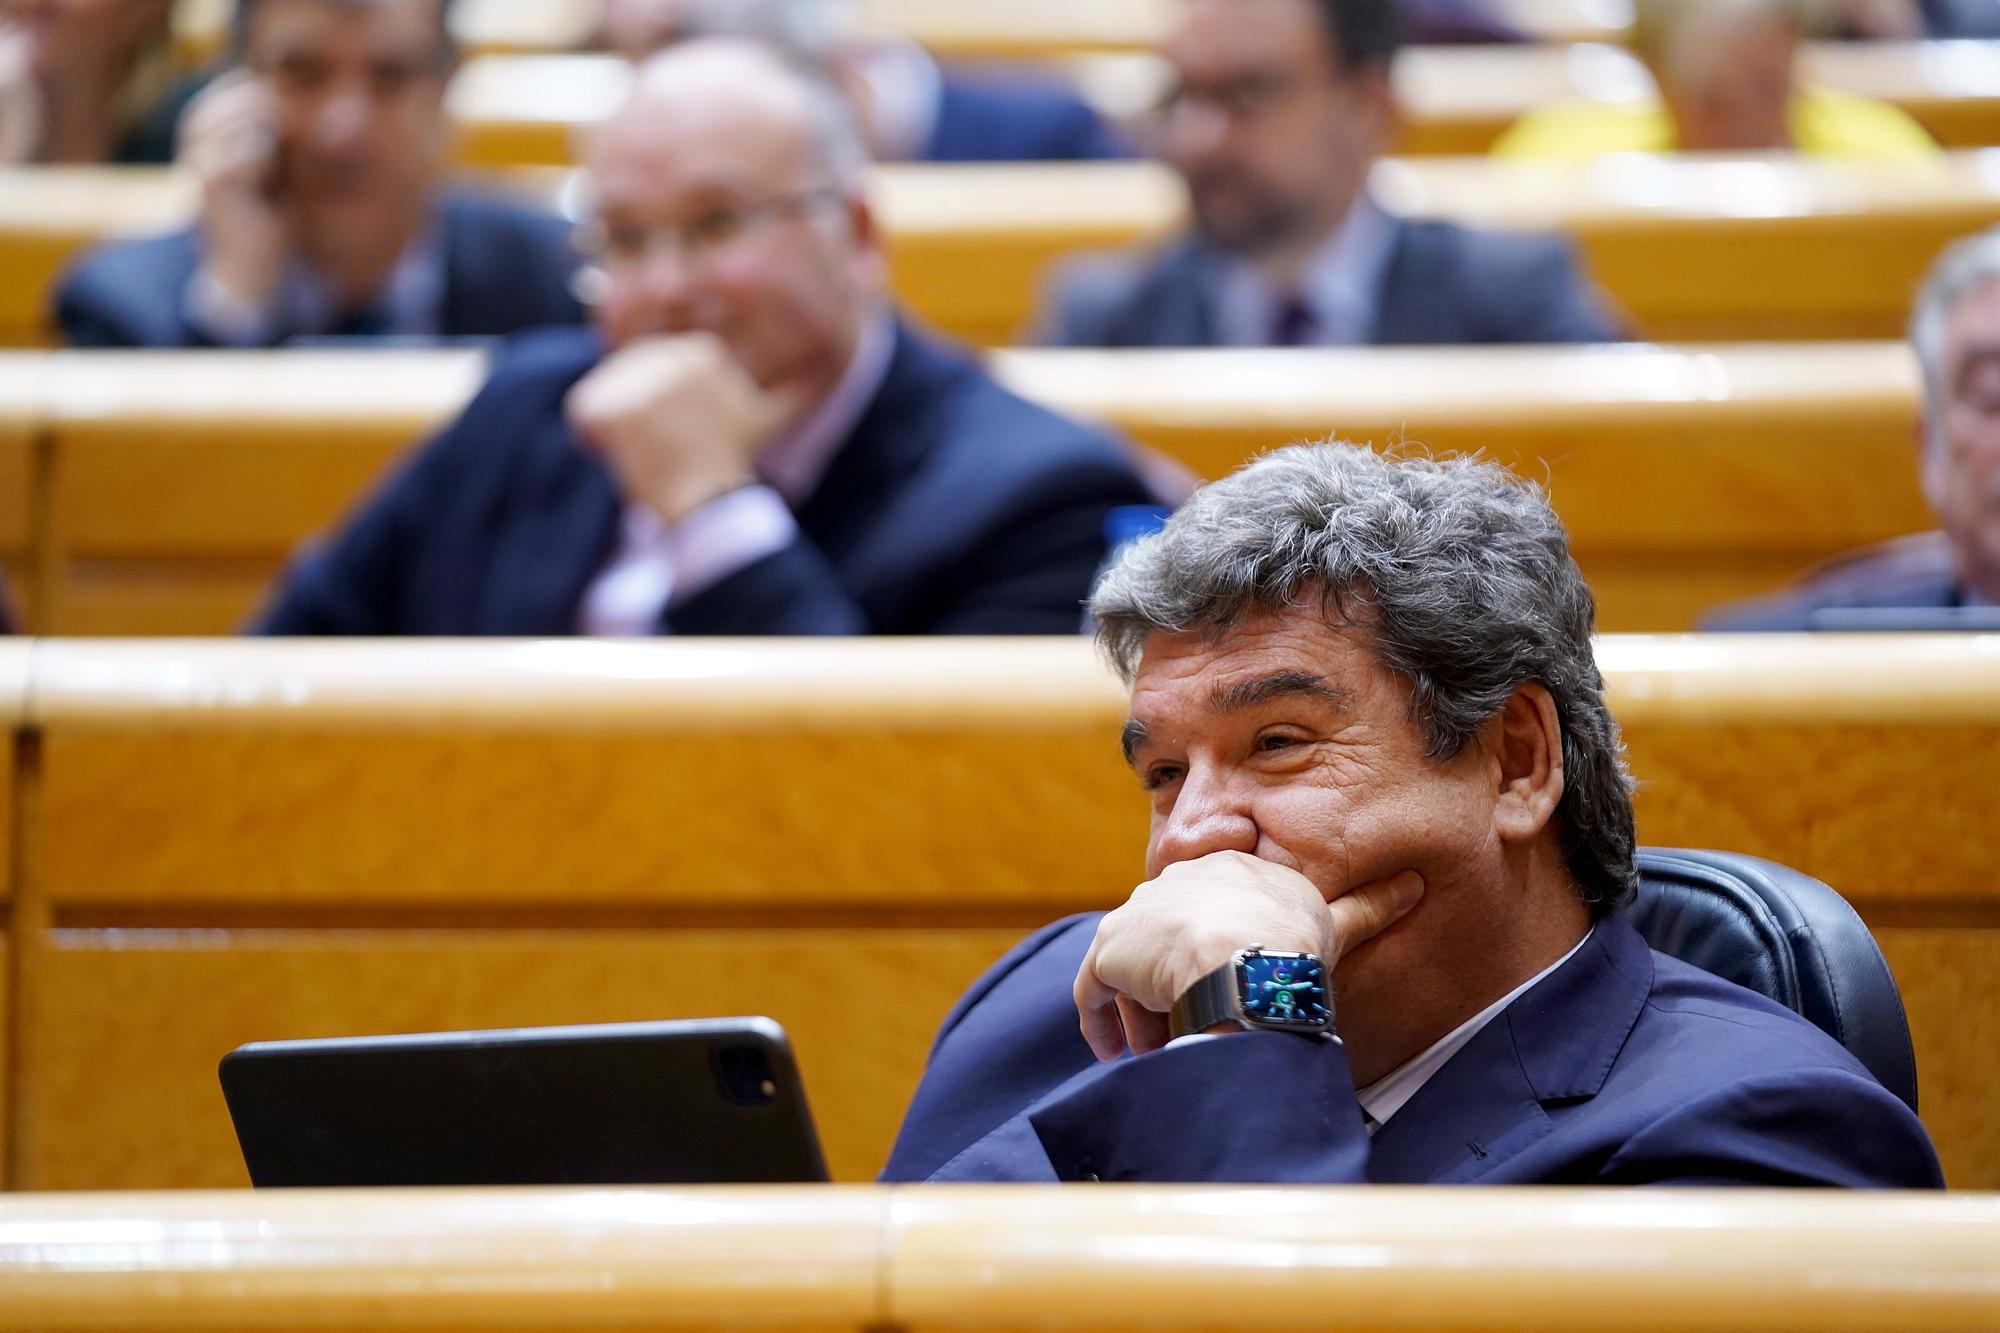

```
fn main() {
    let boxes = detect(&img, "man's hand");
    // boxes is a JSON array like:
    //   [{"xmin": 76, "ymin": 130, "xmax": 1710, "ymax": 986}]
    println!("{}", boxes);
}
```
[
  {"xmin": 565, "ymin": 332, "xmax": 797, "ymax": 525},
  {"xmin": 1074, "ymin": 851, "xmax": 1424, "ymax": 1061},
  {"xmin": 181, "ymin": 71, "xmax": 289, "ymax": 312}
]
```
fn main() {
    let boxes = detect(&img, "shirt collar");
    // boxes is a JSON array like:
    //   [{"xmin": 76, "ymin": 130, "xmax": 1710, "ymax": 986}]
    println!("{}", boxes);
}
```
[
  {"xmin": 277, "ymin": 218, "xmax": 446, "ymax": 339},
  {"xmin": 755, "ymin": 308, "xmax": 897, "ymax": 506},
  {"xmin": 1211, "ymin": 192, "xmax": 1397, "ymax": 347},
  {"xmin": 1356, "ymin": 926, "xmax": 1595, "ymax": 1133},
  {"xmin": 853, "ymin": 39, "xmax": 944, "ymax": 162}
]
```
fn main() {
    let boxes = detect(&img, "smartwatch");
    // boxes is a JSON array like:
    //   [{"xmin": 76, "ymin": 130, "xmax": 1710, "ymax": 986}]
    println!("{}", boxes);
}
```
[{"xmin": 1168, "ymin": 944, "xmax": 1334, "ymax": 1040}]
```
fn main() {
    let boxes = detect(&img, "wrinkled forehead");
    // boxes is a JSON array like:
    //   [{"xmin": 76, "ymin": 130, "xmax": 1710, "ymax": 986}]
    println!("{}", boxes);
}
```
[
  {"xmin": 244, "ymin": 0, "xmax": 447, "ymax": 59},
  {"xmin": 589, "ymin": 83, "xmax": 821, "ymax": 214}
]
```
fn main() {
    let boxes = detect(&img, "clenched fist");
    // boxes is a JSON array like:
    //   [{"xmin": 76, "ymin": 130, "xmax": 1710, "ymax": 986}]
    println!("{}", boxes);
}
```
[
  {"xmin": 565, "ymin": 332, "xmax": 798, "ymax": 524},
  {"xmin": 1074, "ymin": 850, "xmax": 1424, "ymax": 1061}
]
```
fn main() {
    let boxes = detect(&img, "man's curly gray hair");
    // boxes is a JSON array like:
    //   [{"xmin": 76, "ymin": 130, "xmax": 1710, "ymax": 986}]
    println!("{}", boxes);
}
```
[{"xmin": 1090, "ymin": 442, "xmax": 1638, "ymax": 916}]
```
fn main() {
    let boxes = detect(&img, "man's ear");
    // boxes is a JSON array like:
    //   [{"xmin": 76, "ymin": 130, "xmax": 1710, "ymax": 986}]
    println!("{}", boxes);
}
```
[{"xmin": 1488, "ymin": 683, "xmax": 1565, "ymax": 844}]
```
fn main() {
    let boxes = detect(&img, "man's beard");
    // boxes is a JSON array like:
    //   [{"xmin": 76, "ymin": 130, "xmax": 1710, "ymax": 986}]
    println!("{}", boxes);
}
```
[{"xmin": 1186, "ymin": 172, "xmax": 1315, "ymax": 258}]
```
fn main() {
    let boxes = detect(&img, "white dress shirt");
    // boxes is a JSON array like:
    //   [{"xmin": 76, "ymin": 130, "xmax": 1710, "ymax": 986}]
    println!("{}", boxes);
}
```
[
  {"xmin": 577, "ymin": 312, "xmax": 897, "ymax": 636},
  {"xmin": 184, "ymin": 224, "xmax": 446, "ymax": 346},
  {"xmin": 1210, "ymin": 193, "xmax": 1397, "ymax": 347}
]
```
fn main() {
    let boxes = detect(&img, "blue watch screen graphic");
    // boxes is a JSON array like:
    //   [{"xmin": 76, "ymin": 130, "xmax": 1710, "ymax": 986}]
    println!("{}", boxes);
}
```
[{"xmin": 1237, "ymin": 952, "xmax": 1329, "ymax": 1029}]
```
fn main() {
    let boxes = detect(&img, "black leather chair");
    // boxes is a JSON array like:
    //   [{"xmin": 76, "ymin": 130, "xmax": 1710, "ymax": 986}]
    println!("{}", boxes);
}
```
[{"xmin": 1624, "ymin": 848, "xmax": 1918, "ymax": 1113}]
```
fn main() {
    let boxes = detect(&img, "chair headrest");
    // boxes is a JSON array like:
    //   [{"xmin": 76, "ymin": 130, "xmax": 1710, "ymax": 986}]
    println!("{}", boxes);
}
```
[{"xmin": 1622, "ymin": 849, "xmax": 1918, "ymax": 1114}]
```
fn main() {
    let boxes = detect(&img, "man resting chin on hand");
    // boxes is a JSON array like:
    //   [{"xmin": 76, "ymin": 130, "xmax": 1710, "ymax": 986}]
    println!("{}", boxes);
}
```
[{"xmin": 882, "ymin": 443, "xmax": 1942, "ymax": 1190}]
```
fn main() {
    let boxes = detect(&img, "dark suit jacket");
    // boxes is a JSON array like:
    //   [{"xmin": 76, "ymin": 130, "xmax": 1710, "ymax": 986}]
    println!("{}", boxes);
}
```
[
  {"xmin": 882, "ymin": 913, "xmax": 1941, "ymax": 1187},
  {"xmin": 1702, "ymin": 532, "xmax": 1975, "ymax": 631},
  {"xmin": 54, "ymin": 192, "xmax": 583, "ymax": 348},
  {"xmin": 1924, "ymin": 0, "xmax": 2000, "ymax": 37},
  {"xmin": 1040, "ymin": 218, "xmax": 1623, "ymax": 347},
  {"xmin": 255, "ymin": 321, "xmax": 1157, "ymax": 635},
  {"xmin": 927, "ymin": 73, "xmax": 1134, "ymax": 162}
]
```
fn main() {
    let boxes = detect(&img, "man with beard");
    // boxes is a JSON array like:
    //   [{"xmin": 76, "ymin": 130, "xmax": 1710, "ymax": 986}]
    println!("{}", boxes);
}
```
[
  {"xmin": 53, "ymin": 0, "xmax": 581, "ymax": 346},
  {"xmin": 1037, "ymin": 0, "xmax": 1623, "ymax": 348}
]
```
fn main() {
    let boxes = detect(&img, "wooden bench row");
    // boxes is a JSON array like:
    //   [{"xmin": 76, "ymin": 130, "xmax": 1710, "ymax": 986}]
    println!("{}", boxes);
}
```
[
  {"xmin": 0, "ymin": 636, "xmax": 1994, "ymax": 1192},
  {"xmin": 169, "ymin": 0, "xmax": 1630, "ymax": 63},
  {"xmin": 0, "ymin": 343, "xmax": 1932, "ymax": 635},
  {"xmin": 446, "ymin": 42, "xmax": 2000, "ymax": 169},
  {"xmin": 6, "ymin": 154, "xmax": 1999, "ymax": 351},
  {"xmin": 2, "ymin": 1185, "xmax": 1995, "ymax": 1330}
]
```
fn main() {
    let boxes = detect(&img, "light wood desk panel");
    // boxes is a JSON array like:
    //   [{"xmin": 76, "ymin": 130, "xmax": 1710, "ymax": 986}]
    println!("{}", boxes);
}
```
[
  {"xmin": 12, "ymin": 155, "xmax": 2000, "ymax": 352},
  {"xmin": 0, "ymin": 1185, "xmax": 884, "ymax": 1330},
  {"xmin": 2, "ymin": 1186, "xmax": 1992, "ymax": 1331},
  {"xmin": 885, "ymin": 1188, "xmax": 2000, "ymax": 1332},
  {"xmin": 450, "ymin": 42, "xmax": 2000, "ymax": 170},
  {"xmin": 18, "ymin": 926, "xmax": 1021, "ymax": 1189},
  {"xmin": 174, "ymin": 0, "xmax": 1625, "ymax": 64},
  {"xmin": 25, "ymin": 343, "xmax": 1932, "ymax": 634}
]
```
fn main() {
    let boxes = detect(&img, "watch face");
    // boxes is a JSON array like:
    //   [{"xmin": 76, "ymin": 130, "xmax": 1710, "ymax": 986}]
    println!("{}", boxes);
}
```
[{"xmin": 1237, "ymin": 952, "xmax": 1329, "ymax": 1029}]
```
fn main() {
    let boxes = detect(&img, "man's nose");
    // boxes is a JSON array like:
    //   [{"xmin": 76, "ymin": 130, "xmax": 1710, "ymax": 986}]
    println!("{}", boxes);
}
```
[
  {"xmin": 1164, "ymin": 99, "xmax": 1231, "ymax": 165},
  {"xmin": 1151, "ymin": 766, "xmax": 1258, "ymax": 869},
  {"xmin": 623, "ymin": 241, "xmax": 700, "ymax": 317},
  {"xmin": 309, "ymin": 85, "xmax": 372, "ymax": 150}
]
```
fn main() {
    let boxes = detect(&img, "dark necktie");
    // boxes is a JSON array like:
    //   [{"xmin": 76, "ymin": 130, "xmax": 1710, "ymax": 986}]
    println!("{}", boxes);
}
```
[
  {"xmin": 330, "ymin": 304, "xmax": 393, "ymax": 339},
  {"xmin": 1270, "ymin": 294, "xmax": 1318, "ymax": 347}
]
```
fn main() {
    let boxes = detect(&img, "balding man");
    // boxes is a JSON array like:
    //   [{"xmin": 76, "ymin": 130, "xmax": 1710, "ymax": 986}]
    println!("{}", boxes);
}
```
[{"xmin": 255, "ymin": 40, "xmax": 1156, "ymax": 635}]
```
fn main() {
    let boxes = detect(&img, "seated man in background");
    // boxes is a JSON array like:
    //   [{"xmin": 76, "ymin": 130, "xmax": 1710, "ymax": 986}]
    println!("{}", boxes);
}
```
[
  {"xmin": 885, "ymin": 443, "xmax": 1940, "ymax": 1187},
  {"xmin": 1707, "ymin": 226, "xmax": 2000, "ymax": 629},
  {"xmin": 1038, "ymin": 0, "xmax": 1623, "ymax": 348},
  {"xmin": 0, "ymin": 0, "xmax": 180, "ymax": 163},
  {"xmin": 1493, "ymin": 0, "xmax": 1936, "ymax": 160},
  {"xmin": 595, "ymin": 0, "xmax": 1132, "ymax": 163},
  {"xmin": 256, "ymin": 39, "xmax": 1156, "ymax": 636},
  {"xmin": 53, "ymin": 0, "xmax": 582, "ymax": 346}
]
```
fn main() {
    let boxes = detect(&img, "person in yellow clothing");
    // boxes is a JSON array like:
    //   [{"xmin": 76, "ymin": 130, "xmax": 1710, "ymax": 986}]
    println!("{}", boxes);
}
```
[{"xmin": 1493, "ymin": 0, "xmax": 1938, "ymax": 160}]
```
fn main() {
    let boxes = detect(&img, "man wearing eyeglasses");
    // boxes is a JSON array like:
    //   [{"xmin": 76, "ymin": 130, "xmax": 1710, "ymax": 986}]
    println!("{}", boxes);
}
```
[
  {"xmin": 53, "ymin": 0, "xmax": 581, "ymax": 346},
  {"xmin": 1037, "ymin": 0, "xmax": 1623, "ymax": 349},
  {"xmin": 254, "ymin": 38, "xmax": 1157, "ymax": 636}
]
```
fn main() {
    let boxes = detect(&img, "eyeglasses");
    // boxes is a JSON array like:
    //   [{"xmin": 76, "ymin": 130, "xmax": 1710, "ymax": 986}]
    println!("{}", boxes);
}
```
[{"xmin": 573, "ymin": 186, "xmax": 846, "ymax": 272}]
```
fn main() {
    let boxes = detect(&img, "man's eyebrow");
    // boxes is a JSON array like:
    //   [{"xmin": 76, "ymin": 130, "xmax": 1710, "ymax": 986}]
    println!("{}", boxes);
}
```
[
  {"xmin": 1208, "ymin": 670, "xmax": 1350, "ymax": 714},
  {"xmin": 1120, "ymin": 719, "xmax": 1149, "ymax": 768}
]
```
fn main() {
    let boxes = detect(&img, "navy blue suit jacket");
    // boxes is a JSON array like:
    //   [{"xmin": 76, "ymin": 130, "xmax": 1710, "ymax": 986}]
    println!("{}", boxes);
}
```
[
  {"xmin": 54, "ymin": 192, "xmax": 583, "ymax": 348},
  {"xmin": 926, "ymin": 74, "xmax": 1133, "ymax": 162},
  {"xmin": 882, "ymin": 914, "xmax": 1941, "ymax": 1187},
  {"xmin": 1703, "ymin": 533, "xmax": 1972, "ymax": 631},
  {"xmin": 1041, "ymin": 218, "xmax": 1623, "ymax": 347},
  {"xmin": 255, "ymin": 321, "xmax": 1156, "ymax": 635}
]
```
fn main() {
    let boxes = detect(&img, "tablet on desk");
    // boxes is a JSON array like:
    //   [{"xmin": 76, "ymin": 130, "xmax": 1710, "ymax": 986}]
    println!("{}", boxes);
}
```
[{"xmin": 220, "ymin": 1017, "xmax": 828, "ymax": 1187}]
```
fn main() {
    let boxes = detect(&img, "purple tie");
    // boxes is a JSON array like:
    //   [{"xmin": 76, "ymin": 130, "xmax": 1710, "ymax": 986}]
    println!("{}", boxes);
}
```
[{"xmin": 1271, "ymin": 294, "xmax": 1317, "ymax": 347}]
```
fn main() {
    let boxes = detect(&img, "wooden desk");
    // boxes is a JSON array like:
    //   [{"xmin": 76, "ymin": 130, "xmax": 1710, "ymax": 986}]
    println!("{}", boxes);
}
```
[
  {"xmin": 0, "ymin": 355, "xmax": 42, "ymax": 623},
  {"xmin": 10, "ymin": 156, "xmax": 1998, "ymax": 349},
  {"xmin": 20, "ymin": 343, "xmax": 1929, "ymax": 635},
  {"xmin": 0, "ymin": 1186, "xmax": 1993, "ymax": 1331},
  {"xmin": 449, "ymin": 42, "xmax": 2000, "ymax": 170},
  {"xmin": 172, "ymin": 0, "xmax": 1626, "ymax": 64},
  {"xmin": 12, "ymin": 636, "xmax": 1999, "ymax": 1191}
]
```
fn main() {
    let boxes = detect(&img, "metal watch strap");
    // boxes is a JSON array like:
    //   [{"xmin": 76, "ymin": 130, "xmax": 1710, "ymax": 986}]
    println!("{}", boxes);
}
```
[{"xmin": 1168, "ymin": 959, "xmax": 1244, "ymax": 1039}]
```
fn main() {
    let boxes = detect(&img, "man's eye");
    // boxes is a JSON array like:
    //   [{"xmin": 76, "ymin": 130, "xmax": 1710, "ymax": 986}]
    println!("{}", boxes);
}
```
[
  {"xmin": 686, "ymin": 208, "xmax": 749, "ymax": 250},
  {"xmin": 1256, "ymin": 732, "xmax": 1305, "ymax": 752},
  {"xmin": 1142, "ymin": 764, "xmax": 1184, "ymax": 791}
]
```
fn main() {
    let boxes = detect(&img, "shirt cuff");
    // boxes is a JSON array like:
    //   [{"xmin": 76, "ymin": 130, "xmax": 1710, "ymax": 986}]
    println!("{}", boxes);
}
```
[
  {"xmin": 664, "ymin": 483, "xmax": 799, "ymax": 604},
  {"xmin": 184, "ymin": 265, "xmax": 278, "ymax": 347}
]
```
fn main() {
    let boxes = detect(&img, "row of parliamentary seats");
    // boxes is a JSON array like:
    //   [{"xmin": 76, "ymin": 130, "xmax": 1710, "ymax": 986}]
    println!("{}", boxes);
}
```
[{"xmin": 0, "ymin": 7, "xmax": 1995, "ymax": 1321}]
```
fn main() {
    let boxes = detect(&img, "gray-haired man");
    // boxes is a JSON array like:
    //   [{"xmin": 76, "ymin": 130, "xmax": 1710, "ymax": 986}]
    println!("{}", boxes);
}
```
[
  {"xmin": 884, "ymin": 443, "xmax": 1938, "ymax": 1186},
  {"xmin": 1708, "ymin": 225, "xmax": 2000, "ymax": 629}
]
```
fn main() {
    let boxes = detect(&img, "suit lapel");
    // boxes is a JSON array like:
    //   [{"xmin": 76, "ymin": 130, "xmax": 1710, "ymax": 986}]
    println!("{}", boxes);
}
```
[
  {"xmin": 929, "ymin": 1056, "xmax": 1129, "ymax": 1182},
  {"xmin": 476, "ymin": 416, "xmax": 623, "ymax": 634},
  {"xmin": 1368, "ymin": 919, "xmax": 1654, "ymax": 1183},
  {"xmin": 1363, "ymin": 216, "xmax": 1422, "ymax": 345}
]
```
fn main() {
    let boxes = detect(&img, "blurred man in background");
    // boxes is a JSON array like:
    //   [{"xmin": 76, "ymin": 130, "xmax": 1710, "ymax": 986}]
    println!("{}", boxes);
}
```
[
  {"xmin": 256, "ymin": 39, "xmax": 1156, "ymax": 636},
  {"xmin": 1494, "ymin": 0, "xmax": 1937, "ymax": 159},
  {"xmin": 1038, "ymin": 0, "xmax": 1622, "ymax": 347},
  {"xmin": 1707, "ymin": 226, "xmax": 2000, "ymax": 629},
  {"xmin": 52, "ymin": 0, "xmax": 582, "ymax": 346}
]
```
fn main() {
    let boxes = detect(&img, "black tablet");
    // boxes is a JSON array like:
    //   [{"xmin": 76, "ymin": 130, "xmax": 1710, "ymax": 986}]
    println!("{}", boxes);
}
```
[{"xmin": 219, "ymin": 1017, "xmax": 828, "ymax": 1187}]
